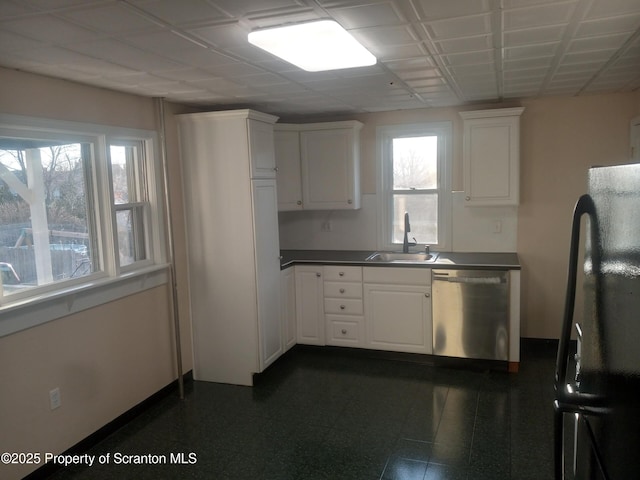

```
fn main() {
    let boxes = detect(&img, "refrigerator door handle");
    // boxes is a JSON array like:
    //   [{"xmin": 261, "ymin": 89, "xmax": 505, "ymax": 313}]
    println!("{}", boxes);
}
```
[
  {"xmin": 553, "ymin": 194, "xmax": 609, "ymax": 480},
  {"xmin": 555, "ymin": 194, "xmax": 599, "ymax": 392}
]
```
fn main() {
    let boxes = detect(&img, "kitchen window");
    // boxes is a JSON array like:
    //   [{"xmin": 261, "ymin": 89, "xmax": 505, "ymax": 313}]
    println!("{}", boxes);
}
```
[
  {"xmin": 0, "ymin": 114, "xmax": 167, "ymax": 335},
  {"xmin": 377, "ymin": 122, "xmax": 452, "ymax": 251}
]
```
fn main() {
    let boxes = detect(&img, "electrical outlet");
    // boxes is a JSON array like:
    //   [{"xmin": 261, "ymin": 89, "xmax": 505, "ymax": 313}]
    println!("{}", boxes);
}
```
[
  {"xmin": 49, "ymin": 387, "xmax": 61, "ymax": 410},
  {"xmin": 492, "ymin": 220, "xmax": 502, "ymax": 234}
]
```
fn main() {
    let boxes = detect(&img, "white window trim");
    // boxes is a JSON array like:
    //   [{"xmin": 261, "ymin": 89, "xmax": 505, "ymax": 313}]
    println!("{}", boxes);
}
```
[
  {"xmin": 0, "ymin": 113, "xmax": 168, "ymax": 337},
  {"xmin": 376, "ymin": 122, "xmax": 453, "ymax": 252}
]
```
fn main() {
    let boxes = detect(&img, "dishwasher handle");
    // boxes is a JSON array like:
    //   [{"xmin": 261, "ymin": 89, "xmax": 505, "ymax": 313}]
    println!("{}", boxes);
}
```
[{"xmin": 433, "ymin": 271, "xmax": 507, "ymax": 284}]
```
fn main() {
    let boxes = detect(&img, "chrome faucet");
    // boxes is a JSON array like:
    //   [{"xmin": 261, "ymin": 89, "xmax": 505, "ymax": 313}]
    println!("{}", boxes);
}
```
[{"xmin": 402, "ymin": 212, "xmax": 417, "ymax": 253}]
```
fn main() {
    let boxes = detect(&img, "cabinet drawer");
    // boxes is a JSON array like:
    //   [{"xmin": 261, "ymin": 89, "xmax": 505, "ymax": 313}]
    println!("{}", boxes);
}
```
[
  {"xmin": 324, "ymin": 281, "xmax": 363, "ymax": 299},
  {"xmin": 327, "ymin": 316, "xmax": 363, "ymax": 345},
  {"xmin": 363, "ymin": 267, "xmax": 431, "ymax": 286},
  {"xmin": 323, "ymin": 266, "xmax": 362, "ymax": 282},
  {"xmin": 324, "ymin": 298, "xmax": 363, "ymax": 315}
]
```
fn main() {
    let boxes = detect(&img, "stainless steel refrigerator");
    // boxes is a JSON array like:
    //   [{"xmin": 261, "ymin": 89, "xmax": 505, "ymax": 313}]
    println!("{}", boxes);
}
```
[{"xmin": 554, "ymin": 163, "xmax": 640, "ymax": 480}]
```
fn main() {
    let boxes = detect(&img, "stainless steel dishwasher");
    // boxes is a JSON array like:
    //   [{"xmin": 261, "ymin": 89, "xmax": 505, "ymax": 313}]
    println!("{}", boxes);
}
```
[{"xmin": 432, "ymin": 269, "xmax": 509, "ymax": 361}]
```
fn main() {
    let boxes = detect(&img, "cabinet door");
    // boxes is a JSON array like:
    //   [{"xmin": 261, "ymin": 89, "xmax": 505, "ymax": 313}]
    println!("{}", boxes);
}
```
[
  {"xmin": 364, "ymin": 284, "xmax": 432, "ymax": 354},
  {"xmin": 274, "ymin": 129, "xmax": 303, "ymax": 210},
  {"xmin": 248, "ymin": 119, "xmax": 277, "ymax": 178},
  {"xmin": 461, "ymin": 108, "xmax": 523, "ymax": 206},
  {"xmin": 295, "ymin": 265, "xmax": 325, "ymax": 345},
  {"xmin": 300, "ymin": 128, "xmax": 360, "ymax": 210},
  {"xmin": 280, "ymin": 267, "xmax": 297, "ymax": 352},
  {"xmin": 253, "ymin": 179, "xmax": 283, "ymax": 369}
]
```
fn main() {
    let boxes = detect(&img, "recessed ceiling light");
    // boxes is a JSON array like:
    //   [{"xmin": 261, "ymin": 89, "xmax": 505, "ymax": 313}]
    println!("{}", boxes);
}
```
[{"xmin": 248, "ymin": 20, "xmax": 377, "ymax": 72}]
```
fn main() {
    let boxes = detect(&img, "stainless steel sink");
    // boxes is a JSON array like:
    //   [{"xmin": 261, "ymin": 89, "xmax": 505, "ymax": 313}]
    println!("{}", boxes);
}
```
[{"xmin": 365, "ymin": 251, "xmax": 438, "ymax": 263}]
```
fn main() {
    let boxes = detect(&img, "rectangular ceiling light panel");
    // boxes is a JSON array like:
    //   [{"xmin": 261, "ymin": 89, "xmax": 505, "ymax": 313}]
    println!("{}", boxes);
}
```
[{"xmin": 248, "ymin": 20, "xmax": 376, "ymax": 72}]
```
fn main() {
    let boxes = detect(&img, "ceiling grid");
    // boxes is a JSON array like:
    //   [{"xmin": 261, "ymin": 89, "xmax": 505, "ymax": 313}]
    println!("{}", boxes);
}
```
[{"xmin": 0, "ymin": 0, "xmax": 637, "ymax": 115}]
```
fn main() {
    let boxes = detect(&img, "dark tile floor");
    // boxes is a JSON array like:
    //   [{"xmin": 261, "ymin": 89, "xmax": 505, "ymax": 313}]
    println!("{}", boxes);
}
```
[{"xmin": 48, "ymin": 341, "xmax": 558, "ymax": 480}]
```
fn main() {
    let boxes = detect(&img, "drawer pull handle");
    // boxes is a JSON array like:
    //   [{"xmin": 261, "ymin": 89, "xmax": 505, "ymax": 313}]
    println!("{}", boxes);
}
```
[
  {"xmin": 340, "ymin": 305, "xmax": 346, "ymax": 310},
  {"xmin": 316, "ymin": 273, "xmax": 321, "ymax": 277},
  {"xmin": 339, "ymin": 288, "xmax": 345, "ymax": 293},
  {"xmin": 341, "ymin": 329, "xmax": 347, "ymax": 334},
  {"xmin": 339, "ymin": 272, "xmax": 345, "ymax": 277},
  {"xmin": 425, "ymin": 293, "xmax": 430, "ymax": 298}
]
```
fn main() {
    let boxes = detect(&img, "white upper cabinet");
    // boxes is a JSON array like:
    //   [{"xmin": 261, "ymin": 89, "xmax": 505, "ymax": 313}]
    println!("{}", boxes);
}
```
[
  {"xmin": 248, "ymin": 116, "xmax": 278, "ymax": 178},
  {"xmin": 274, "ymin": 121, "xmax": 363, "ymax": 211},
  {"xmin": 274, "ymin": 127, "xmax": 303, "ymax": 210},
  {"xmin": 460, "ymin": 107, "xmax": 524, "ymax": 206}
]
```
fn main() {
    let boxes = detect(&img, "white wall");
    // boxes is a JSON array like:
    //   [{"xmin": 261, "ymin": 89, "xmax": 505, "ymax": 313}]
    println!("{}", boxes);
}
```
[{"xmin": 278, "ymin": 192, "xmax": 518, "ymax": 252}]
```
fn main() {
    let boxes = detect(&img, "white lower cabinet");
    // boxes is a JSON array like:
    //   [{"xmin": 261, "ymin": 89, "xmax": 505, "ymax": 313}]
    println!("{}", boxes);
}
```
[
  {"xmin": 295, "ymin": 265, "xmax": 325, "ymax": 345},
  {"xmin": 324, "ymin": 266, "xmax": 365, "ymax": 347},
  {"xmin": 280, "ymin": 267, "xmax": 297, "ymax": 352},
  {"xmin": 363, "ymin": 267, "xmax": 433, "ymax": 354}
]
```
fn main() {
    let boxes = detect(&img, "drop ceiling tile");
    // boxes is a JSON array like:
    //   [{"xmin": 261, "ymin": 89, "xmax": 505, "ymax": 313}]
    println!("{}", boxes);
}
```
[
  {"xmin": 204, "ymin": 0, "xmax": 306, "ymax": 18},
  {"xmin": 0, "ymin": 0, "xmax": 38, "ymax": 18},
  {"xmin": 327, "ymin": 2, "xmax": 405, "ymax": 29},
  {"xmin": 394, "ymin": 68, "xmax": 443, "ymax": 81},
  {"xmin": 354, "ymin": 25, "xmax": 418, "ymax": 46},
  {"xmin": 130, "ymin": 0, "xmax": 229, "ymax": 26},
  {"xmin": 555, "ymin": 62, "xmax": 605, "ymax": 75},
  {"xmin": 426, "ymin": 14, "xmax": 492, "ymax": 40},
  {"xmin": 167, "ymin": 48, "xmax": 236, "ymax": 68},
  {"xmin": 504, "ymin": 67, "xmax": 548, "ymax": 79},
  {"xmin": 257, "ymin": 83, "xmax": 308, "ymax": 95},
  {"xmin": 503, "ymin": 2, "xmax": 577, "ymax": 30},
  {"xmin": 235, "ymin": 72, "xmax": 288, "ymax": 87},
  {"xmin": 384, "ymin": 57, "xmax": 436, "ymax": 70},
  {"xmin": 503, "ymin": 25, "xmax": 565, "ymax": 47},
  {"xmin": 576, "ymin": 14, "xmax": 640, "ymax": 37},
  {"xmin": 567, "ymin": 33, "xmax": 630, "ymax": 53},
  {"xmin": 411, "ymin": 84, "xmax": 453, "ymax": 94},
  {"xmin": 503, "ymin": 43, "xmax": 558, "ymax": 60},
  {"xmin": 157, "ymin": 68, "xmax": 218, "ymax": 82},
  {"xmin": 371, "ymin": 43, "xmax": 426, "ymax": 61},
  {"xmin": 1, "ymin": 15, "xmax": 100, "ymax": 44},
  {"xmin": 22, "ymin": 0, "xmax": 96, "ymax": 9},
  {"xmin": 503, "ymin": 87, "xmax": 540, "ymax": 98},
  {"xmin": 0, "ymin": 30, "xmax": 47, "ymax": 52},
  {"xmin": 59, "ymin": 4, "xmax": 162, "ymax": 35},
  {"xmin": 405, "ymin": 76, "xmax": 446, "ymax": 87},
  {"xmin": 504, "ymin": 56, "xmax": 555, "ymax": 70},
  {"xmin": 584, "ymin": 0, "xmax": 640, "ymax": 19},
  {"xmin": 561, "ymin": 49, "xmax": 618, "ymax": 64},
  {"xmin": 448, "ymin": 63, "xmax": 495, "ymax": 75},
  {"xmin": 212, "ymin": 61, "xmax": 265, "ymax": 77},
  {"xmin": 440, "ymin": 50, "xmax": 494, "ymax": 66},
  {"xmin": 411, "ymin": 0, "xmax": 491, "ymax": 21},
  {"xmin": 189, "ymin": 22, "xmax": 249, "ymax": 48},
  {"xmin": 66, "ymin": 39, "xmax": 186, "ymax": 72},
  {"xmin": 123, "ymin": 31, "xmax": 209, "ymax": 55},
  {"xmin": 435, "ymin": 34, "xmax": 493, "ymax": 55}
]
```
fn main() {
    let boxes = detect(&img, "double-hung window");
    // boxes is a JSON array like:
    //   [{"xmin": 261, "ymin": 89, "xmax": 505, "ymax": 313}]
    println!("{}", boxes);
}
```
[
  {"xmin": 0, "ymin": 114, "xmax": 166, "ymax": 334},
  {"xmin": 377, "ymin": 122, "xmax": 452, "ymax": 251},
  {"xmin": 109, "ymin": 141, "xmax": 149, "ymax": 269}
]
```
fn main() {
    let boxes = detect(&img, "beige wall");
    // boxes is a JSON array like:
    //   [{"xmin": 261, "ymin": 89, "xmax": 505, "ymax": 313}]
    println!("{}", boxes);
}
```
[
  {"xmin": 517, "ymin": 93, "xmax": 639, "ymax": 338},
  {"xmin": 0, "ymin": 67, "xmax": 193, "ymax": 480}
]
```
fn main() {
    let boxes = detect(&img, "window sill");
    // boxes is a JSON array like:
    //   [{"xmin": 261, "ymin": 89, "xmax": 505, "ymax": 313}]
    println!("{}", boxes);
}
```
[{"xmin": 0, "ymin": 264, "xmax": 170, "ymax": 338}]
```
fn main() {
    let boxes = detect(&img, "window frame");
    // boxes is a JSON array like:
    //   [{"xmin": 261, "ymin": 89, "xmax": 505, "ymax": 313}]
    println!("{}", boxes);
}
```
[
  {"xmin": 376, "ymin": 122, "xmax": 452, "ymax": 252},
  {"xmin": 0, "ymin": 114, "xmax": 168, "ymax": 336}
]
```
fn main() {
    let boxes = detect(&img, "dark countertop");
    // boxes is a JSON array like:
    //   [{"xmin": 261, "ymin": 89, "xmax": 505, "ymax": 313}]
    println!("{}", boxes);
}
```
[{"xmin": 281, "ymin": 250, "xmax": 520, "ymax": 270}]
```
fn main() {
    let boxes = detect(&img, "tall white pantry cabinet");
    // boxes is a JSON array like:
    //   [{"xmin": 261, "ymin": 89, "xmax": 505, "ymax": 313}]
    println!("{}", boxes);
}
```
[{"xmin": 177, "ymin": 109, "xmax": 282, "ymax": 386}]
